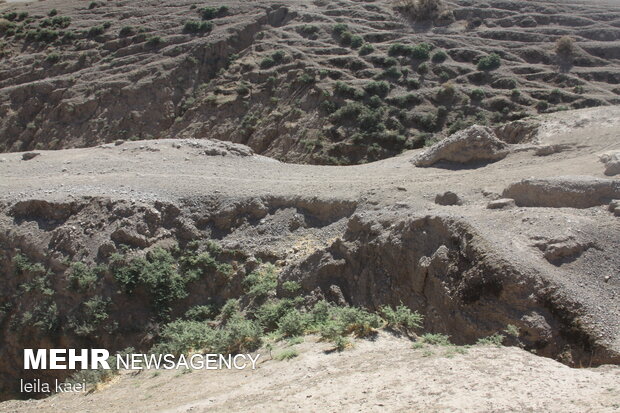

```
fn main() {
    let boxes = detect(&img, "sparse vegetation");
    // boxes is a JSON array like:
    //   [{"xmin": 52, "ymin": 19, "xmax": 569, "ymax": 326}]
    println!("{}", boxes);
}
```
[
  {"xmin": 477, "ymin": 53, "xmax": 501, "ymax": 71},
  {"xmin": 45, "ymin": 52, "xmax": 61, "ymax": 64},
  {"xmin": 119, "ymin": 26, "xmax": 134, "ymax": 37},
  {"xmin": 184, "ymin": 20, "xmax": 213, "ymax": 34},
  {"xmin": 431, "ymin": 50, "xmax": 447, "ymax": 63},
  {"xmin": 275, "ymin": 349, "xmax": 299, "ymax": 361},
  {"xmin": 200, "ymin": 6, "xmax": 229, "ymax": 20},
  {"xmin": 555, "ymin": 36, "xmax": 575, "ymax": 57},
  {"xmin": 395, "ymin": 0, "xmax": 446, "ymax": 22},
  {"xmin": 359, "ymin": 43, "xmax": 374, "ymax": 56},
  {"xmin": 477, "ymin": 333, "xmax": 505, "ymax": 346}
]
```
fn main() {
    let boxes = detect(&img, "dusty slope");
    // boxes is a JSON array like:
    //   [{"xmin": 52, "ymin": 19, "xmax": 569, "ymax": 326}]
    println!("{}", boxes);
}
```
[
  {"xmin": 1, "ymin": 334, "xmax": 619, "ymax": 413},
  {"xmin": 1, "ymin": 0, "xmax": 619, "ymax": 163}
]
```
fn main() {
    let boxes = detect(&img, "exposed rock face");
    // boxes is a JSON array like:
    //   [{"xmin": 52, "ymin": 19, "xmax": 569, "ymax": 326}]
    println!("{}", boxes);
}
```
[
  {"xmin": 494, "ymin": 120, "xmax": 540, "ymax": 144},
  {"xmin": 600, "ymin": 151, "xmax": 620, "ymax": 176},
  {"xmin": 281, "ymin": 214, "xmax": 619, "ymax": 366},
  {"xmin": 413, "ymin": 125, "xmax": 510, "ymax": 167},
  {"xmin": 610, "ymin": 200, "xmax": 620, "ymax": 217},
  {"xmin": 503, "ymin": 176, "xmax": 620, "ymax": 208}
]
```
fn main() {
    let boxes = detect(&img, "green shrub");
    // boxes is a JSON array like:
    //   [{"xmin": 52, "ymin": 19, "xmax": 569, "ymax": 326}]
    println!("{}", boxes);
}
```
[
  {"xmin": 146, "ymin": 35, "xmax": 163, "ymax": 46},
  {"xmin": 431, "ymin": 50, "xmax": 447, "ymax": 63},
  {"xmin": 277, "ymin": 309, "xmax": 308, "ymax": 337},
  {"xmin": 320, "ymin": 100, "xmax": 337, "ymax": 114},
  {"xmin": 281, "ymin": 281, "xmax": 301, "ymax": 293},
  {"xmin": 367, "ymin": 95, "xmax": 383, "ymax": 109},
  {"xmin": 26, "ymin": 28, "xmax": 59, "ymax": 43},
  {"xmin": 200, "ymin": 6, "xmax": 228, "ymax": 20},
  {"xmin": 300, "ymin": 24, "xmax": 319, "ymax": 36},
  {"xmin": 388, "ymin": 43, "xmax": 412, "ymax": 56},
  {"xmin": 236, "ymin": 82, "xmax": 250, "ymax": 96},
  {"xmin": 119, "ymin": 26, "xmax": 134, "ymax": 37},
  {"xmin": 45, "ymin": 52, "xmax": 61, "ymax": 64},
  {"xmin": 14, "ymin": 253, "xmax": 46, "ymax": 275},
  {"xmin": 255, "ymin": 298, "xmax": 299, "ymax": 331},
  {"xmin": 272, "ymin": 50, "xmax": 285, "ymax": 63},
  {"xmin": 477, "ymin": 53, "xmax": 501, "ymax": 71},
  {"xmin": 476, "ymin": 333, "xmax": 505, "ymax": 346},
  {"xmin": 380, "ymin": 305, "xmax": 423, "ymax": 334},
  {"xmin": 69, "ymin": 296, "xmax": 110, "ymax": 336},
  {"xmin": 260, "ymin": 51, "xmax": 285, "ymax": 69},
  {"xmin": 184, "ymin": 305, "xmax": 216, "ymax": 321},
  {"xmin": 68, "ymin": 262, "xmax": 102, "ymax": 291},
  {"xmin": 339, "ymin": 30, "xmax": 353, "ymax": 45},
  {"xmin": 406, "ymin": 78, "xmax": 420, "ymax": 90},
  {"xmin": 350, "ymin": 35, "xmax": 364, "ymax": 48},
  {"xmin": 3, "ymin": 12, "xmax": 17, "ymax": 21},
  {"xmin": 297, "ymin": 72, "xmax": 316, "ymax": 84},
  {"xmin": 364, "ymin": 80, "xmax": 390, "ymax": 97},
  {"xmin": 555, "ymin": 36, "xmax": 575, "ymax": 57},
  {"xmin": 359, "ymin": 43, "xmax": 374, "ymax": 56},
  {"xmin": 417, "ymin": 62, "xmax": 429, "ymax": 75},
  {"xmin": 330, "ymin": 102, "xmax": 366, "ymax": 123},
  {"xmin": 411, "ymin": 43, "xmax": 432, "ymax": 59},
  {"xmin": 420, "ymin": 333, "xmax": 452, "ymax": 346},
  {"xmin": 87, "ymin": 25, "xmax": 105, "ymax": 37},
  {"xmin": 110, "ymin": 248, "xmax": 189, "ymax": 318},
  {"xmin": 334, "ymin": 81, "xmax": 364, "ymax": 99},
  {"xmin": 218, "ymin": 298, "xmax": 241, "ymax": 323},
  {"xmin": 49, "ymin": 9, "xmax": 58, "ymax": 17},
  {"xmin": 330, "ymin": 306, "xmax": 381, "ymax": 338},
  {"xmin": 470, "ymin": 88, "xmax": 485, "ymax": 101},
  {"xmin": 275, "ymin": 349, "xmax": 299, "ymax": 361},
  {"xmin": 61, "ymin": 31, "xmax": 77, "ymax": 42},
  {"xmin": 88, "ymin": 2, "xmax": 100, "ymax": 10},
  {"xmin": 243, "ymin": 264, "xmax": 277, "ymax": 299},
  {"xmin": 184, "ymin": 20, "xmax": 213, "ymax": 33},
  {"xmin": 536, "ymin": 100, "xmax": 549, "ymax": 111},
  {"xmin": 213, "ymin": 313, "xmax": 262, "ymax": 353},
  {"xmin": 260, "ymin": 56, "xmax": 276, "ymax": 69},
  {"xmin": 396, "ymin": 0, "xmax": 445, "ymax": 21},
  {"xmin": 155, "ymin": 319, "xmax": 215, "ymax": 355},
  {"xmin": 358, "ymin": 109, "xmax": 385, "ymax": 132},
  {"xmin": 504, "ymin": 324, "xmax": 519, "ymax": 337},
  {"xmin": 382, "ymin": 66, "xmax": 402, "ymax": 79},
  {"xmin": 333, "ymin": 23, "xmax": 349, "ymax": 35}
]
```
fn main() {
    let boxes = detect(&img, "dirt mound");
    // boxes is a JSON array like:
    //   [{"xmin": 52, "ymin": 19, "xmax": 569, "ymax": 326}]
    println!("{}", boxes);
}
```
[
  {"xmin": 503, "ymin": 175, "xmax": 620, "ymax": 208},
  {"xmin": 413, "ymin": 125, "xmax": 509, "ymax": 166}
]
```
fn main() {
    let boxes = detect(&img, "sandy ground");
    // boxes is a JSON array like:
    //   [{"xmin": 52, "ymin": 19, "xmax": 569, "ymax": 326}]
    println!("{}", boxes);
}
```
[{"xmin": 0, "ymin": 333, "xmax": 619, "ymax": 413}]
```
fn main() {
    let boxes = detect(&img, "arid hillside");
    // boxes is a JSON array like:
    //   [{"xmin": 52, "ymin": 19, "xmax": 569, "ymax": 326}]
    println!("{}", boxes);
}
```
[
  {"xmin": 0, "ymin": 0, "xmax": 620, "ymax": 410},
  {"xmin": 1, "ymin": 0, "xmax": 620, "ymax": 164}
]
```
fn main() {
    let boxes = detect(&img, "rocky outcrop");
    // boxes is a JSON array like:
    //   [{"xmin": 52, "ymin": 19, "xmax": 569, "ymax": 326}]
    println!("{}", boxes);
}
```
[
  {"xmin": 503, "ymin": 176, "xmax": 620, "ymax": 208},
  {"xmin": 413, "ymin": 125, "xmax": 510, "ymax": 167},
  {"xmin": 600, "ymin": 151, "xmax": 620, "ymax": 176},
  {"xmin": 487, "ymin": 198, "xmax": 516, "ymax": 209},
  {"xmin": 281, "ymin": 214, "xmax": 619, "ymax": 366},
  {"xmin": 494, "ymin": 120, "xmax": 540, "ymax": 144}
]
